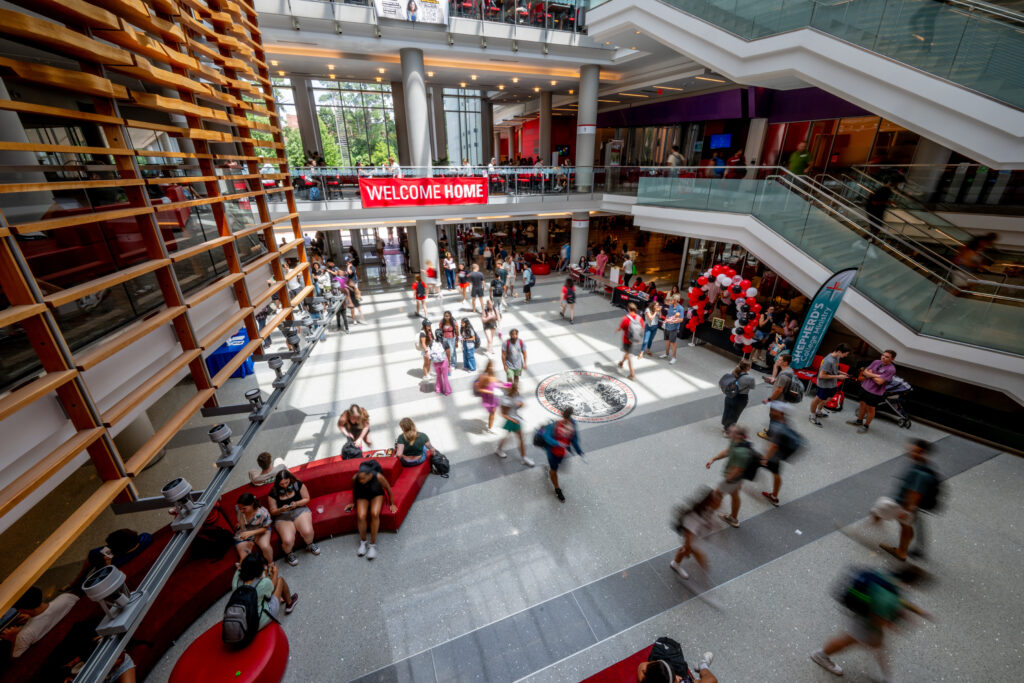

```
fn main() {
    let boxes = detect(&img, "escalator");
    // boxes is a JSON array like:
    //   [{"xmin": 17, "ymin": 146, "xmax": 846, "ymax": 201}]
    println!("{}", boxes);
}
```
[{"xmin": 586, "ymin": 0, "xmax": 1024, "ymax": 168}]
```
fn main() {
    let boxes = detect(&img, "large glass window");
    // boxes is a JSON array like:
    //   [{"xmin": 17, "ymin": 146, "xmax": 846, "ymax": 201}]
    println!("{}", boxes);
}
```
[
  {"xmin": 443, "ymin": 89, "xmax": 482, "ymax": 165},
  {"xmin": 313, "ymin": 81, "xmax": 399, "ymax": 167}
]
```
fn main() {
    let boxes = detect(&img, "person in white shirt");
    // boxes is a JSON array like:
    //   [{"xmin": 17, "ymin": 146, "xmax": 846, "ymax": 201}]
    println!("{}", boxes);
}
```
[
  {"xmin": 2, "ymin": 587, "xmax": 78, "ymax": 657},
  {"xmin": 389, "ymin": 157, "xmax": 402, "ymax": 178},
  {"xmin": 667, "ymin": 144, "xmax": 685, "ymax": 167}
]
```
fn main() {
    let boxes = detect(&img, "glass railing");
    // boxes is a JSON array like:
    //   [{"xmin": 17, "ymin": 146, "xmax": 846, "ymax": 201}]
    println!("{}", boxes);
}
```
[
  {"xmin": 588, "ymin": 0, "xmax": 1024, "ymax": 109},
  {"xmin": 636, "ymin": 169, "xmax": 1024, "ymax": 355},
  {"xmin": 847, "ymin": 163, "xmax": 1024, "ymax": 213}
]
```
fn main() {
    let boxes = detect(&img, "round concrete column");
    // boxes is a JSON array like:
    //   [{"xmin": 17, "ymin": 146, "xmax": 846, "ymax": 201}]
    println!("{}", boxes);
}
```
[
  {"xmin": 570, "ymin": 212, "xmax": 589, "ymax": 264},
  {"xmin": 417, "ymin": 219, "xmax": 439, "ymax": 284},
  {"xmin": 537, "ymin": 219, "xmax": 550, "ymax": 251},
  {"xmin": 400, "ymin": 48, "xmax": 432, "ymax": 171},
  {"xmin": 574, "ymin": 65, "xmax": 600, "ymax": 192}
]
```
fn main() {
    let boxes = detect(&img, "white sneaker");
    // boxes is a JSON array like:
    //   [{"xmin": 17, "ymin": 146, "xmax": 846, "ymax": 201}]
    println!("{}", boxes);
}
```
[
  {"xmin": 357, "ymin": 540, "xmax": 367, "ymax": 557},
  {"xmin": 697, "ymin": 652, "xmax": 713, "ymax": 671},
  {"xmin": 494, "ymin": 450, "xmax": 508, "ymax": 459},
  {"xmin": 366, "ymin": 544, "xmax": 377, "ymax": 560},
  {"xmin": 810, "ymin": 650, "xmax": 843, "ymax": 676},
  {"xmin": 659, "ymin": 353, "xmax": 669, "ymax": 359},
  {"xmin": 521, "ymin": 456, "xmax": 535, "ymax": 467},
  {"xmin": 669, "ymin": 357, "xmax": 677, "ymax": 365},
  {"xmin": 669, "ymin": 560, "xmax": 690, "ymax": 579}
]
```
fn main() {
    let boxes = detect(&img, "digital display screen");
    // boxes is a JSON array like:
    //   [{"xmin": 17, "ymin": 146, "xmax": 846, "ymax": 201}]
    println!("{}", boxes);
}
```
[{"xmin": 709, "ymin": 133, "xmax": 732, "ymax": 150}]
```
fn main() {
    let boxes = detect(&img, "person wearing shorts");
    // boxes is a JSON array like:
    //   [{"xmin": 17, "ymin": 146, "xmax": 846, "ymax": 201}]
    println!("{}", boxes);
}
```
[
  {"xmin": 809, "ymin": 344, "xmax": 850, "ymax": 427},
  {"xmin": 344, "ymin": 459, "xmax": 397, "ymax": 560},
  {"xmin": 232, "ymin": 552, "xmax": 296, "ymax": 625},
  {"xmin": 539, "ymin": 407, "xmax": 582, "ymax": 502},
  {"xmin": 848, "ymin": 350, "xmax": 897, "ymax": 434},
  {"xmin": 457, "ymin": 264, "xmax": 469, "ymax": 305},
  {"xmin": 704, "ymin": 424, "xmax": 754, "ymax": 528},
  {"xmin": 467, "ymin": 263, "xmax": 486, "ymax": 313},
  {"xmin": 493, "ymin": 385, "xmax": 534, "ymax": 466},
  {"xmin": 660, "ymin": 296, "xmax": 685, "ymax": 364},
  {"xmin": 267, "ymin": 469, "xmax": 320, "ymax": 566},
  {"xmin": 501, "ymin": 328, "xmax": 526, "ymax": 390},
  {"xmin": 617, "ymin": 303, "xmax": 641, "ymax": 380}
]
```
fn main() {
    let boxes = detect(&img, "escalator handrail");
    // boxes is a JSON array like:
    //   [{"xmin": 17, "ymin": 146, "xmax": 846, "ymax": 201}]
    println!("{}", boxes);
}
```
[{"xmin": 766, "ymin": 172, "xmax": 1024, "ymax": 301}]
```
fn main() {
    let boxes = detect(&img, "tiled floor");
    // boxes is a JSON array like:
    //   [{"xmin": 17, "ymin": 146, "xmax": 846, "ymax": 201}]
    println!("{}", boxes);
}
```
[{"xmin": 125, "ymin": 265, "xmax": 1022, "ymax": 683}]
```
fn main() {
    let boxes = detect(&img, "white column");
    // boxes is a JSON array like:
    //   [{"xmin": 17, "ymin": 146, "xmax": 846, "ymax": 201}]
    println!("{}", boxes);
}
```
[
  {"xmin": 417, "ymin": 219, "xmax": 439, "ymax": 281},
  {"xmin": 574, "ymin": 65, "xmax": 600, "ymax": 191},
  {"xmin": 407, "ymin": 225, "xmax": 420, "ymax": 271},
  {"xmin": 539, "ymin": 91, "xmax": 552, "ymax": 164},
  {"xmin": 570, "ymin": 212, "xmax": 589, "ymax": 264},
  {"xmin": 400, "ymin": 48, "xmax": 432, "ymax": 171},
  {"xmin": 537, "ymin": 219, "xmax": 550, "ymax": 251},
  {"xmin": 391, "ymin": 80, "xmax": 412, "ymax": 166},
  {"xmin": 348, "ymin": 229, "xmax": 364, "ymax": 262},
  {"xmin": 744, "ymin": 118, "xmax": 768, "ymax": 166},
  {"xmin": 493, "ymin": 131, "xmax": 501, "ymax": 162},
  {"xmin": 905, "ymin": 138, "xmax": 953, "ymax": 200},
  {"xmin": 431, "ymin": 86, "xmax": 448, "ymax": 163}
]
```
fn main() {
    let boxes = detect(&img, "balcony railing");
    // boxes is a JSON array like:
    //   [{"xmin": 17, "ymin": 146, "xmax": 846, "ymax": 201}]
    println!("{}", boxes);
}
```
[
  {"xmin": 589, "ymin": 0, "xmax": 1024, "ymax": 109},
  {"xmin": 636, "ymin": 169, "xmax": 1024, "ymax": 355}
]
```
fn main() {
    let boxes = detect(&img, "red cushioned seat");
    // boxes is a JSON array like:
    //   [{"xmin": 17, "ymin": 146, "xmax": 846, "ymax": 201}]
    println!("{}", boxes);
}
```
[
  {"xmin": 581, "ymin": 645, "xmax": 653, "ymax": 682},
  {"xmin": 169, "ymin": 621, "xmax": 288, "ymax": 683},
  {"xmin": 532, "ymin": 262, "xmax": 551, "ymax": 275}
]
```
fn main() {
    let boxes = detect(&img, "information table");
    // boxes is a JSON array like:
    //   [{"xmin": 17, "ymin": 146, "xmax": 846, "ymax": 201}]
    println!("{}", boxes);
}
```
[{"xmin": 205, "ymin": 328, "xmax": 255, "ymax": 379}]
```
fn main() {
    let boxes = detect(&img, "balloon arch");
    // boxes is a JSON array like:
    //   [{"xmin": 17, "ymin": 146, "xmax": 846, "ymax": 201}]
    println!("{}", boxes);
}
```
[{"xmin": 686, "ymin": 264, "xmax": 761, "ymax": 353}]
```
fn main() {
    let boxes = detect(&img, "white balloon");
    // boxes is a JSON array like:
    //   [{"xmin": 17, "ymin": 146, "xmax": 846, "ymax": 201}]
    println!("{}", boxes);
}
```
[
  {"xmin": 732, "ymin": 275, "xmax": 742, "ymax": 284},
  {"xmin": 746, "ymin": 287, "xmax": 758, "ymax": 298},
  {"xmin": 717, "ymin": 274, "xmax": 731, "ymax": 287}
]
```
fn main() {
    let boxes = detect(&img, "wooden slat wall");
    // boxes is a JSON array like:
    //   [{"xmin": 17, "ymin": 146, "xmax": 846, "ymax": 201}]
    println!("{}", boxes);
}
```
[{"xmin": 0, "ymin": 0, "xmax": 307, "ymax": 614}]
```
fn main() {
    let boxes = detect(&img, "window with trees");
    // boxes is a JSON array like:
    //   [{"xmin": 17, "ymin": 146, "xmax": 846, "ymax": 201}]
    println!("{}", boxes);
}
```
[{"xmin": 313, "ymin": 80, "xmax": 400, "ymax": 167}]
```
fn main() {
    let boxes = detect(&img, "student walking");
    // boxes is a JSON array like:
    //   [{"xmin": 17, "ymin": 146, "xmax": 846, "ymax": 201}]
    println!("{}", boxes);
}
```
[
  {"xmin": 501, "ymin": 328, "xmax": 527, "ymax": 390},
  {"xmin": 522, "ymin": 263, "xmax": 535, "ymax": 302},
  {"xmin": 704, "ymin": 424, "xmax": 756, "ymax": 528},
  {"xmin": 669, "ymin": 486, "xmax": 722, "ymax": 580},
  {"xmin": 428, "ymin": 335, "xmax": 452, "ymax": 395},
  {"xmin": 334, "ymin": 282, "xmax": 350, "ymax": 332},
  {"xmin": 460, "ymin": 318, "xmax": 479, "ymax": 372},
  {"xmin": 560, "ymin": 277, "xmax": 576, "ymax": 323},
  {"xmin": 809, "ymin": 344, "xmax": 850, "ymax": 427},
  {"xmin": 467, "ymin": 263, "xmax": 486, "ymax": 312},
  {"xmin": 617, "ymin": 302, "xmax": 643, "ymax": 380},
  {"xmin": 412, "ymin": 274, "xmax": 429, "ymax": 318},
  {"xmin": 490, "ymin": 269, "xmax": 506, "ymax": 312},
  {"xmin": 457, "ymin": 263, "xmax": 469, "ymax": 306},
  {"xmin": 443, "ymin": 251, "xmax": 456, "ymax": 290},
  {"xmin": 720, "ymin": 360, "xmax": 756, "ymax": 435},
  {"xmin": 660, "ymin": 296, "xmax": 685, "ymax": 364},
  {"xmin": 480, "ymin": 299, "xmax": 500, "ymax": 353},
  {"xmin": 474, "ymin": 360, "xmax": 504, "ymax": 432},
  {"xmin": 538, "ymin": 406, "xmax": 583, "ymax": 502},
  {"xmin": 758, "ymin": 354, "xmax": 795, "ymax": 439},
  {"xmin": 638, "ymin": 300, "xmax": 661, "ymax": 360},
  {"xmin": 439, "ymin": 311, "xmax": 458, "ymax": 374},
  {"xmin": 870, "ymin": 438, "xmax": 941, "ymax": 561},
  {"xmin": 848, "ymin": 350, "xmax": 897, "ymax": 434},
  {"xmin": 759, "ymin": 402, "xmax": 803, "ymax": 506},
  {"xmin": 417, "ymin": 320, "xmax": 434, "ymax": 379},
  {"xmin": 494, "ymin": 385, "xmax": 535, "ymax": 467}
]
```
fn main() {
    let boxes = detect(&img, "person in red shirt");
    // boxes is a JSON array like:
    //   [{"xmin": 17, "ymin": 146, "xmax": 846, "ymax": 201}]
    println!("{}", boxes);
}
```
[
  {"xmin": 560, "ymin": 277, "xmax": 576, "ymax": 324},
  {"xmin": 617, "ymin": 302, "xmax": 642, "ymax": 381},
  {"xmin": 412, "ymin": 274, "xmax": 428, "ymax": 319},
  {"xmin": 632, "ymin": 277, "xmax": 645, "ymax": 292}
]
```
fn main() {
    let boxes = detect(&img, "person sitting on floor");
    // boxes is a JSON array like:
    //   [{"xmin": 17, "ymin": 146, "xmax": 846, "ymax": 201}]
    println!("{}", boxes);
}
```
[
  {"xmin": 394, "ymin": 417, "xmax": 432, "ymax": 467},
  {"xmin": 1, "ymin": 587, "xmax": 78, "ymax": 658},
  {"xmin": 343, "ymin": 460, "xmax": 398, "ymax": 561},
  {"xmin": 249, "ymin": 451, "xmax": 285, "ymax": 486}
]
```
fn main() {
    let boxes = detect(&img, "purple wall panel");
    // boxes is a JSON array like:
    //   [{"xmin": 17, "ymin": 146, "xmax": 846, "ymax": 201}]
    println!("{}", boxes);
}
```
[{"xmin": 765, "ymin": 87, "xmax": 872, "ymax": 123}]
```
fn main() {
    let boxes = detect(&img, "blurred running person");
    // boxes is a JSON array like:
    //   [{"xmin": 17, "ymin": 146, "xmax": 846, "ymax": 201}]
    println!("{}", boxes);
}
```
[
  {"xmin": 870, "ymin": 438, "xmax": 941, "ymax": 561},
  {"xmin": 848, "ymin": 350, "xmax": 897, "ymax": 434},
  {"xmin": 721, "ymin": 360, "xmax": 755, "ymax": 435},
  {"xmin": 560, "ymin": 277, "xmax": 576, "ymax": 324},
  {"xmin": 704, "ymin": 424, "xmax": 755, "ymax": 528},
  {"xmin": 494, "ymin": 384, "xmax": 535, "ymax": 467},
  {"xmin": 474, "ymin": 360, "xmax": 504, "ymax": 432},
  {"xmin": 669, "ymin": 486, "xmax": 722, "ymax": 580},
  {"xmin": 760, "ymin": 402, "xmax": 803, "ymax": 506},
  {"xmin": 539, "ymin": 406, "xmax": 583, "ymax": 502}
]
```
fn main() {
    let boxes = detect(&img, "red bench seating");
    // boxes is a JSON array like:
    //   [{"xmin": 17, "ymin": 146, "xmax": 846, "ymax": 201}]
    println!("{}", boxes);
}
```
[
  {"xmin": 531, "ymin": 262, "xmax": 551, "ymax": 275},
  {"xmin": 170, "ymin": 621, "xmax": 289, "ymax": 683},
  {"xmin": 793, "ymin": 354, "xmax": 851, "ymax": 384},
  {"xmin": 2, "ymin": 456, "xmax": 430, "ymax": 682},
  {"xmin": 581, "ymin": 645, "xmax": 653, "ymax": 682}
]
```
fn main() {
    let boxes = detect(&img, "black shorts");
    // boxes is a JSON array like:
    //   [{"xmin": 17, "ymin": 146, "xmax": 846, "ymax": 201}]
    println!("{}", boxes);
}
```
[
  {"xmin": 861, "ymin": 391, "xmax": 884, "ymax": 408},
  {"xmin": 763, "ymin": 456, "xmax": 781, "ymax": 475},
  {"xmin": 664, "ymin": 328, "xmax": 679, "ymax": 342},
  {"xmin": 622, "ymin": 341, "xmax": 634, "ymax": 353},
  {"xmin": 816, "ymin": 386, "xmax": 838, "ymax": 400},
  {"xmin": 471, "ymin": 287, "xmax": 484, "ymax": 298}
]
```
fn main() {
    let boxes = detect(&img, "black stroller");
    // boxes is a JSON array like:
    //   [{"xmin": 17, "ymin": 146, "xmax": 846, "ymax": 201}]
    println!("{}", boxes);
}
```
[{"xmin": 880, "ymin": 375, "xmax": 913, "ymax": 428}]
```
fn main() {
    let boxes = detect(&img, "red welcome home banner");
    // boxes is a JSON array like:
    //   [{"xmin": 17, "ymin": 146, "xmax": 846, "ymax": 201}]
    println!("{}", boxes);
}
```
[{"xmin": 358, "ymin": 177, "xmax": 488, "ymax": 207}]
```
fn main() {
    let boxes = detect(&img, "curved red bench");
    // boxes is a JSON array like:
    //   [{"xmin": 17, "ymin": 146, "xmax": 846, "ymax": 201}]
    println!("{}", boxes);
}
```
[
  {"xmin": 3, "ymin": 455, "xmax": 431, "ymax": 683},
  {"xmin": 170, "ymin": 621, "xmax": 288, "ymax": 683},
  {"xmin": 582, "ymin": 645, "xmax": 653, "ymax": 682},
  {"xmin": 531, "ymin": 262, "xmax": 551, "ymax": 275}
]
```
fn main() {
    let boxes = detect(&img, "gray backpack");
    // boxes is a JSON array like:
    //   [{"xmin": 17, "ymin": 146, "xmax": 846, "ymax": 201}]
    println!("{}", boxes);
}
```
[{"xmin": 627, "ymin": 315, "xmax": 643, "ymax": 344}]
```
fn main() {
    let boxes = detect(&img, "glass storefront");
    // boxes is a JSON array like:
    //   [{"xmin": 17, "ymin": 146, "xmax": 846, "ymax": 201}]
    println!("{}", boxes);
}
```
[
  {"xmin": 443, "ymin": 89, "xmax": 483, "ymax": 165},
  {"xmin": 763, "ymin": 116, "xmax": 921, "ymax": 176}
]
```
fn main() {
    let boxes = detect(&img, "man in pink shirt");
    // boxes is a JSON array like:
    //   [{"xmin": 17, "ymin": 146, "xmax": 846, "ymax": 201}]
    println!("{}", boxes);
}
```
[{"xmin": 847, "ymin": 350, "xmax": 897, "ymax": 434}]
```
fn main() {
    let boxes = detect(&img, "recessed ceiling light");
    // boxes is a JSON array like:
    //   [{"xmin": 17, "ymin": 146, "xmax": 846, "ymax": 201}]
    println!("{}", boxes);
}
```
[
  {"xmin": 630, "ymin": 46, "xmax": 638, "ymax": 50},
  {"xmin": 695, "ymin": 75, "xmax": 727, "ymax": 83},
  {"xmin": 533, "ymin": 86, "xmax": 540, "ymax": 92},
  {"xmin": 604, "ymin": 41, "xmax": 611, "ymax": 45},
  {"xmin": 498, "ymin": 84, "xmax": 505, "ymax": 90},
  {"xmin": 375, "ymin": 76, "xmax": 382, "ymax": 82},
  {"xmin": 635, "ymin": 30, "xmax": 642, "ymax": 34},
  {"xmin": 550, "ymin": 80, "xmax": 557, "ymax": 86},
  {"xmin": 427, "ymin": 71, "xmax": 434, "ymax": 77},
  {"xmin": 470, "ymin": 74, "xmax": 477, "ymax": 80},
  {"xmin": 327, "ymin": 64, "xmax": 334, "ymax": 70},
  {"xmin": 569, "ymin": 89, "xmax": 574, "ymax": 94},
  {"xmin": 270, "ymin": 60, "xmax": 278, "ymax": 66},
  {"xmin": 277, "ymin": 70, "xmax": 284, "ymax": 76},
  {"xmin": 329, "ymin": 74, "xmax": 335, "ymax": 79},
  {"xmin": 460, "ymin": 81, "xmax": 467, "ymax": 87},
  {"xmin": 377, "ymin": 67, "xmax": 386, "ymax": 74},
  {"xmin": 511, "ymin": 77, "xmax": 519, "ymax": 83}
]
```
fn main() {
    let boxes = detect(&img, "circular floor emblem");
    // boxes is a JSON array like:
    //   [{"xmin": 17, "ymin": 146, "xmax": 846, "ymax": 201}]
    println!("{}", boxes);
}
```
[{"xmin": 536, "ymin": 371, "xmax": 637, "ymax": 423}]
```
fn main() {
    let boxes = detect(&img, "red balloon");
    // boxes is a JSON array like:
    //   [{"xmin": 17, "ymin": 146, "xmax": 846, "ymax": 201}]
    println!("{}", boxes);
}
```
[
  {"xmin": 752, "ymin": 303, "xmax": 762, "ymax": 313},
  {"xmin": 729, "ymin": 334, "xmax": 736, "ymax": 343},
  {"xmin": 697, "ymin": 276, "xmax": 708, "ymax": 286},
  {"xmin": 746, "ymin": 297, "xmax": 757, "ymax": 306},
  {"xmin": 726, "ymin": 268, "xmax": 736, "ymax": 278},
  {"xmin": 744, "ymin": 324, "xmax": 755, "ymax": 335},
  {"xmin": 740, "ymin": 279, "xmax": 751, "ymax": 290},
  {"xmin": 711, "ymin": 265, "xmax": 722, "ymax": 277},
  {"xmin": 742, "ymin": 344, "xmax": 753, "ymax": 353}
]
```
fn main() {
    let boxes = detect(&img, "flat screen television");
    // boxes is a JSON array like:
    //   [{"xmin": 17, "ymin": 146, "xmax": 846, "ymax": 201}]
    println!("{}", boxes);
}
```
[{"xmin": 708, "ymin": 133, "xmax": 732, "ymax": 150}]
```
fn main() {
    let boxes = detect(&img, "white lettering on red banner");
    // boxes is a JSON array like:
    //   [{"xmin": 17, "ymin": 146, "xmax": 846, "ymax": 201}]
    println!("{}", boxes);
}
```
[{"xmin": 358, "ymin": 177, "xmax": 489, "ymax": 208}]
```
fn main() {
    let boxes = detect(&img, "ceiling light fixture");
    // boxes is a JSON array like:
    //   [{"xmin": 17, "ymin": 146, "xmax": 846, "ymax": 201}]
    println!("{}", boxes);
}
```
[
  {"xmin": 604, "ymin": 41, "xmax": 611, "ymax": 45},
  {"xmin": 620, "ymin": 92, "xmax": 648, "ymax": 98},
  {"xmin": 630, "ymin": 46, "xmax": 638, "ymax": 50},
  {"xmin": 635, "ymin": 30, "xmax": 642, "ymax": 34},
  {"xmin": 277, "ymin": 70, "xmax": 284, "ymax": 76},
  {"xmin": 329, "ymin": 74, "xmax": 335, "ymax": 79},
  {"xmin": 327, "ymin": 64, "xmax": 334, "ymax": 70},
  {"xmin": 569, "ymin": 89, "xmax": 574, "ymax": 95},
  {"xmin": 460, "ymin": 81, "xmax": 467, "ymax": 87},
  {"xmin": 597, "ymin": 99, "xmax": 619, "ymax": 103},
  {"xmin": 511, "ymin": 77, "xmax": 519, "ymax": 83},
  {"xmin": 375, "ymin": 76, "xmax": 382, "ymax": 82},
  {"xmin": 653, "ymin": 85, "xmax": 685, "ymax": 91},
  {"xmin": 471, "ymin": 74, "xmax": 477, "ymax": 80},
  {"xmin": 498, "ymin": 84, "xmax": 505, "ymax": 90},
  {"xmin": 533, "ymin": 86, "xmax": 540, "ymax": 92},
  {"xmin": 270, "ymin": 60, "xmax": 278, "ymax": 66},
  {"xmin": 550, "ymin": 80, "xmax": 557, "ymax": 86},
  {"xmin": 695, "ymin": 75, "xmax": 727, "ymax": 83},
  {"xmin": 427, "ymin": 71, "xmax": 434, "ymax": 77},
  {"xmin": 377, "ymin": 67, "xmax": 386, "ymax": 74}
]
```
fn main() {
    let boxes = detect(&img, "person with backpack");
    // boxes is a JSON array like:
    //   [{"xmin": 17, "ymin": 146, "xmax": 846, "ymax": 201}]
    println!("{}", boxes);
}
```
[
  {"xmin": 869, "ymin": 438, "xmax": 940, "ymax": 561},
  {"xmin": 467, "ymin": 263, "xmax": 486, "ymax": 313},
  {"xmin": 489, "ymin": 270, "xmax": 506, "ymax": 312},
  {"xmin": 704, "ymin": 424, "xmax": 757, "ymax": 528},
  {"xmin": 538, "ymin": 406, "xmax": 583, "ymax": 502},
  {"xmin": 560, "ymin": 277, "xmax": 576, "ymax": 324},
  {"xmin": 522, "ymin": 263, "xmax": 535, "ymax": 302},
  {"xmin": 428, "ymin": 334, "xmax": 452, "ymax": 395},
  {"xmin": 759, "ymin": 402, "xmax": 803, "ymax": 506},
  {"xmin": 343, "ymin": 459, "xmax": 398, "ymax": 561},
  {"xmin": 460, "ymin": 318, "xmax": 479, "ymax": 372},
  {"xmin": 636, "ymin": 636, "xmax": 717, "ymax": 683},
  {"xmin": 617, "ymin": 302, "xmax": 643, "ymax": 381},
  {"xmin": 493, "ymin": 384, "xmax": 535, "ymax": 467},
  {"xmin": 669, "ymin": 486, "xmax": 722, "ymax": 581},
  {"xmin": 758, "ymin": 354, "xmax": 801, "ymax": 440},
  {"xmin": 412, "ymin": 274, "xmax": 429, "ymax": 319},
  {"xmin": 226, "ymin": 553, "xmax": 296, "ymax": 647},
  {"xmin": 810, "ymin": 566, "xmax": 930, "ymax": 680},
  {"xmin": 719, "ymin": 360, "xmax": 756, "ymax": 435},
  {"xmin": 501, "ymin": 328, "xmax": 527, "ymax": 390}
]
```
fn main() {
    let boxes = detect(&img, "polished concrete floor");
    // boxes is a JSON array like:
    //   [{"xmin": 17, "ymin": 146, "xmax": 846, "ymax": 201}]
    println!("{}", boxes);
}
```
[{"xmin": 128, "ymin": 263, "xmax": 1022, "ymax": 682}]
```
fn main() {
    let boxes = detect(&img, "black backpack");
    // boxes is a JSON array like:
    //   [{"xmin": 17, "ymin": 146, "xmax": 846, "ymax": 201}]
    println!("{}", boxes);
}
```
[
  {"xmin": 648, "ymin": 636, "xmax": 690, "ymax": 681},
  {"xmin": 341, "ymin": 439, "xmax": 363, "ymax": 460},
  {"xmin": 719, "ymin": 372, "xmax": 741, "ymax": 398},
  {"xmin": 222, "ymin": 583, "xmax": 262, "ymax": 648},
  {"xmin": 491, "ymin": 279, "xmax": 502, "ymax": 297},
  {"xmin": 779, "ymin": 371, "xmax": 804, "ymax": 403},
  {"xmin": 430, "ymin": 451, "xmax": 450, "ymax": 477},
  {"xmin": 908, "ymin": 464, "xmax": 943, "ymax": 511},
  {"xmin": 415, "ymin": 281, "xmax": 426, "ymax": 298},
  {"xmin": 565, "ymin": 286, "xmax": 576, "ymax": 304},
  {"xmin": 533, "ymin": 422, "xmax": 553, "ymax": 448}
]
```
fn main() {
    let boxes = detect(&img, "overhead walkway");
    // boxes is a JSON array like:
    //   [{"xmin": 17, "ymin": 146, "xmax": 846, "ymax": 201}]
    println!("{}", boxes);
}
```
[
  {"xmin": 586, "ymin": 0, "xmax": 1024, "ymax": 168},
  {"xmin": 631, "ymin": 169, "xmax": 1024, "ymax": 404}
]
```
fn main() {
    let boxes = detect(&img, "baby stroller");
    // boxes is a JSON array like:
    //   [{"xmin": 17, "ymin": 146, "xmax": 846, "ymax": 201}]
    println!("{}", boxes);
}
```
[{"xmin": 880, "ymin": 376, "xmax": 913, "ymax": 428}]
